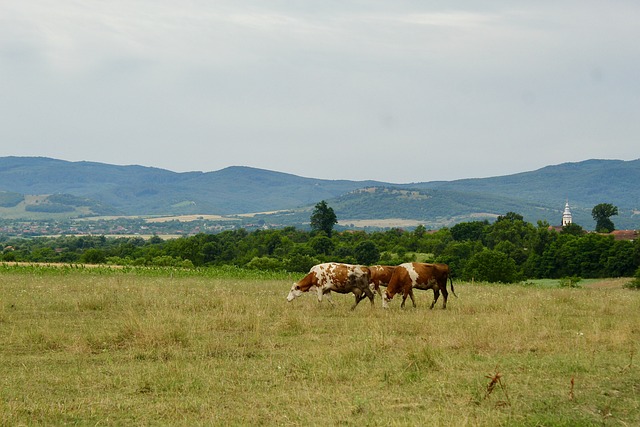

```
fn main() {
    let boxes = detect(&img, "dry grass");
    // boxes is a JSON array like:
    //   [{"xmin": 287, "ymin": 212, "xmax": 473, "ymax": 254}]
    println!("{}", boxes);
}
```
[{"xmin": 1, "ymin": 270, "xmax": 639, "ymax": 425}]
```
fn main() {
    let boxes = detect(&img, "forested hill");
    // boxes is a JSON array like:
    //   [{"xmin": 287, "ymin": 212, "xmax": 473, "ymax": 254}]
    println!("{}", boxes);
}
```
[
  {"xmin": 413, "ymin": 159, "xmax": 640, "ymax": 210},
  {"xmin": 0, "ymin": 157, "xmax": 382, "ymax": 215},
  {"xmin": 0, "ymin": 156, "xmax": 638, "ymax": 230}
]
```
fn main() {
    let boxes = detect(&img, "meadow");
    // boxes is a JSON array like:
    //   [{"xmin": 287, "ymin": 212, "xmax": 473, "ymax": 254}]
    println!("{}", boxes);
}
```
[{"xmin": 0, "ymin": 265, "xmax": 638, "ymax": 426}]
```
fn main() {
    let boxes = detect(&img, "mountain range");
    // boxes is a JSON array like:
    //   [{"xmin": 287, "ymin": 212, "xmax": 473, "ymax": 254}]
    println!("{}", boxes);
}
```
[{"xmin": 1, "ymin": 156, "xmax": 638, "ymax": 230}]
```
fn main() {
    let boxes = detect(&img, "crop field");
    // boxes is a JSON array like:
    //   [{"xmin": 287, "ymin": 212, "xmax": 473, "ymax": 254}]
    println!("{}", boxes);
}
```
[{"xmin": 1, "ymin": 266, "xmax": 639, "ymax": 426}]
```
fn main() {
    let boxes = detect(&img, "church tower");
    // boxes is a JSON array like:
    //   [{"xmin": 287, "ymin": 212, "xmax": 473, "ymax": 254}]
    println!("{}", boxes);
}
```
[{"xmin": 562, "ymin": 201, "xmax": 573, "ymax": 226}]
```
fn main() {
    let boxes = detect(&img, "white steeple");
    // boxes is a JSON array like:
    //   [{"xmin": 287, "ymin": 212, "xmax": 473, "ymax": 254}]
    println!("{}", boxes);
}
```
[{"xmin": 562, "ymin": 201, "xmax": 572, "ymax": 226}]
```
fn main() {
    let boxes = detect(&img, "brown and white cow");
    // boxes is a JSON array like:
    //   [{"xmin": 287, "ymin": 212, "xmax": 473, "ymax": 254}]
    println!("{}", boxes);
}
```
[
  {"xmin": 287, "ymin": 262, "xmax": 375, "ymax": 310},
  {"xmin": 382, "ymin": 262, "xmax": 456, "ymax": 309}
]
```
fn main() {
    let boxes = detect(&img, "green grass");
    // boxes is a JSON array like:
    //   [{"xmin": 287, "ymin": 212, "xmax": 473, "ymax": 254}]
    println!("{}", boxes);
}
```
[
  {"xmin": 1, "ymin": 267, "xmax": 639, "ymax": 425},
  {"xmin": 406, "ymin": 252, "xmax": 435, "ymax": 263}
]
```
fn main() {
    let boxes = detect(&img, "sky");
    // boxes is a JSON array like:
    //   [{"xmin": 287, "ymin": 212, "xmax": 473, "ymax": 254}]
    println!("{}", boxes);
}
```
[{"xmin": 1, "ymin": 1, "xmax": 639, "ymax": 183}]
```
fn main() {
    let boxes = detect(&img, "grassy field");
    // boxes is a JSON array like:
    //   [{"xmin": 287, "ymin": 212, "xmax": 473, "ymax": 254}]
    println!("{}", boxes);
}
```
[{"xmin": 1, "ymin": 266, "xmax": 639, "ymax": 426}]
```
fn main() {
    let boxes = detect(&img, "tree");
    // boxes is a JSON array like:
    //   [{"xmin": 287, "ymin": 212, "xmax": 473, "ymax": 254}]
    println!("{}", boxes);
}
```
[
  {"xmin": 438, "ymin": 240, "xmax": 484, "ymax": 280},
  {"xmin": 354, "ymin": 241, "xmax": 380, "ymax": 265},
  {"xmin": 310, "ymin": 200, "xmax": 338, "ymax": 237},
  {"xmin": 450, "ymin": 220, "xmax": 488, "ymax": 242},
  {"xmin": 483, "ymin": 212, "xmax": 535, "ymax": 251},
  {"xmin": 413, "ymin": 225, "xmax": 427, "ymax": 238},
  {"xmin": 605, "ymin": 240, "xmax": 637, "ymax": 277},
  {"xmin": 309, "ymin": 235, "xmax": 334, "ymax": 255},
  {"xmin": 592, "ymin": 203, "xmax": 618, "ymax": 233},
  {"xmin": 80, "ymin": 248, "xmax": 106, "ymax": 264},
  {"xmin": 497, "ymin": 212, "xmax": 524, "ymax": 222},
  {"xmin": 561, "ymin": 222, "xmax": 585, "ymax": 236},
  {"xmin": 464, "ymin": 248, "xmax": 519, "ymax": 283}
]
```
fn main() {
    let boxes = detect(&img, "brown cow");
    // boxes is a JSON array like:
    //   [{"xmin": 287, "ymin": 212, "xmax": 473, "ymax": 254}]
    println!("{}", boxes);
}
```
[
  {"xmin": 286, "ymin": 262, "xmax": 374, "ymax": 310},
  {"xmin": 368, "ymin": 265, "xmax": 397, "ymax": 297},
  {"xmin": 382, "ymin": 262, "xmax": 456, "ymax": 309}
]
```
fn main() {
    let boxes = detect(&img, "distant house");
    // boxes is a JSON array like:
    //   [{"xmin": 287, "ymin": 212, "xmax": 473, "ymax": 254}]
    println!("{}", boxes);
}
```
[{"xmin": 609, "ymin": 230, "xmax": 638, "ymax": 241}]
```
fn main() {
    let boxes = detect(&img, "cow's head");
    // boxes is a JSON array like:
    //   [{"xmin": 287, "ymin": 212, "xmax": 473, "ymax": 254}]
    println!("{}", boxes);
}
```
[
  {"xmin": 382, "ymin": 290, "xmax": 392, "ymax": 309},
  {"xmin": 287, "ymin": 283, "xmax": 303, "ymax": 302}
]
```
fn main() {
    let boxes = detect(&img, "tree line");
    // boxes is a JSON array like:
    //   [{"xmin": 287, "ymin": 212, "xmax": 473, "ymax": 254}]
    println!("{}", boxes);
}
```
[{"xmin": 1, "ymin": 206, "xmax": 638, "ymax": 283}]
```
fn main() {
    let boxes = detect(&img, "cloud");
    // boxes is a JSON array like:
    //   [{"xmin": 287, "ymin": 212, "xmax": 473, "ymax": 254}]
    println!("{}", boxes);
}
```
[{"xmin": 1, "ymin": 1, "xmax": 639, "ymax": 182}]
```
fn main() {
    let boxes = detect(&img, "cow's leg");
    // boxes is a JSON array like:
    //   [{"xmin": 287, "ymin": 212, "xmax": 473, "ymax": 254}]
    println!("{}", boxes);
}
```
[
  {"xmin": 356, "ymin": 288, "xmax": 370, "ymax": 304},
  {"xmin": 351, "ymin": 289, "xmax": 363, "ymax": 310},
  {"xmin": 408, "ymin": 288, "xmax": 417, "ymax": 308},
  {"xmin": 401, "ymin": 288, "xmax": 415, "ymax": 308},
  {"xmin": 375, "ymin": 283, "xmax": 383, "ymax": 299},
  {"xmin": 430, "ymin": 288, "xmax": 440, "ymax": 309},
  {"xmin": 441, "ymin": 285, "xmax": 449, "ymax": 309},
  {"xmin": 363, "ymin": 285, "xmax": 375, "ymax": 307},
  {"xmin": 320, "ymin": 288, "xmax": 335, "ymax": 305},
  {"xmin": 325, "ymin": 291, "xmax": 335, "ymax": 305}
]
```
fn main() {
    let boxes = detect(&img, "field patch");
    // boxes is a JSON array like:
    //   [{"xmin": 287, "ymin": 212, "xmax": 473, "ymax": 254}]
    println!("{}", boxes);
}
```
[
  {"xmin": 1, "ymin": 268, "xmax": 639, "ymax": 425},
  {"xmin": 582, "ymin": 277, "xmax": 631, "ymax": 289}
]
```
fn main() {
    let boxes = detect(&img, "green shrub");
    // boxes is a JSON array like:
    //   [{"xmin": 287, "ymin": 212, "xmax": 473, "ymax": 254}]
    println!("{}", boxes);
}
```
[
  {"xmin": 624, "ymin": 267, "xmax": 640, "ymax": 290},
  {"xmin": 80, "ymin": 248, "xmax": 107, "ymax": 264},
  {"xmin": 283, "ymin": 254, "xmax": 319, "ymax": 273},
  {"xmin": 465, "ymin": 249, "xmax": 519, "ymax": 283},
  {"xmin": 559, "ymin": 276, "xmax": 582, "ymax": 288},
  {"xmin": 2, "ymin": 251, "xmax": 17, "ymax": 262},
  {"xmin": 246, "ymin": 256, "xmax": 285, "ymax": 271}
]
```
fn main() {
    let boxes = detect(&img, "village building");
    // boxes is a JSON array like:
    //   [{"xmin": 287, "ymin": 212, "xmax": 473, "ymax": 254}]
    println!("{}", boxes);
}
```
[
  {"xmin": 610, "ymin": 229, "xmax": 639, "ymax": 241},
  {"xmin": 562, "ymin": 201, "xmax": 572, "ymax": 226},
  {"xmin": 548, "ymin": 200, "xmax": 637, "ymax": 241},
  {"xmin": 549, "ymin": 200, "xmax": 574, "ymax": 232}
]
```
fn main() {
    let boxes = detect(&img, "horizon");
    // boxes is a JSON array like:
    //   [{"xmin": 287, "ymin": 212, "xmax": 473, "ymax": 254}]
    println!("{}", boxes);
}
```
[{"xmin": 3, "ymin": 155, "xmax": 638, "ymax": 185}]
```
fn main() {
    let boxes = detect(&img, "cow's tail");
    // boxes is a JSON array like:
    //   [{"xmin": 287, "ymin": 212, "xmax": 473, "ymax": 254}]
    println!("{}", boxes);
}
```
[{"xmin": 449, "ymin": 276, "xmax": 458, "ymax": 298}]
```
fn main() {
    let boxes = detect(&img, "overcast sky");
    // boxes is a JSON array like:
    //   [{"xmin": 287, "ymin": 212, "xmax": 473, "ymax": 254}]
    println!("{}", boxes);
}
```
[{"xmin": 1, "ymin": 1, "xmax": 638, "ymax": 183}]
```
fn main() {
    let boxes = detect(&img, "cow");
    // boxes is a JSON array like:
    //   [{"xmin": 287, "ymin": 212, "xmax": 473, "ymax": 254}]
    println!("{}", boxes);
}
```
[
  {"xmin": 368, "ymin": 265, "xmax": 397, "ymax": 298},
  {"xmin": 382, "ymin": 262, "xmax": 456, "ymax": 309},
  {"xmin": 286, "ymin": 262, "xmax": 375, "ymax": 310}
]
